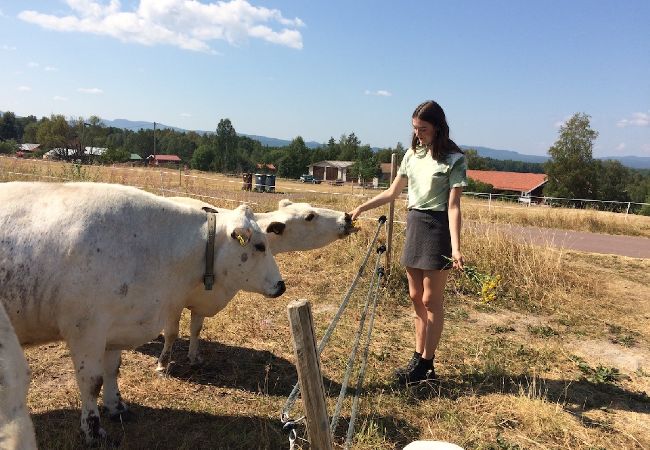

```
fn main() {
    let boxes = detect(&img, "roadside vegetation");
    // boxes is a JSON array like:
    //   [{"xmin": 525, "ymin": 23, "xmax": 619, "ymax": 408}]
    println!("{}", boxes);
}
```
[{"xmin": 2, "ymin": 158, "xmax": 648, "ymax": 449}]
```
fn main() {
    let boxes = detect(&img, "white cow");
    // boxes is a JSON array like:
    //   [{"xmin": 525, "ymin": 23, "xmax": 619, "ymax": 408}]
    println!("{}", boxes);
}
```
[
  {"xmin": 157, "ymin": 197, "xmax": 359, "ymax": 371},
  {"xmin": 0, "ymin": 303, "xmax": 37, "ymax": 450},
  {"xmin": 0, "ymin": 182, "xmax": 285, "ymax": 444}
]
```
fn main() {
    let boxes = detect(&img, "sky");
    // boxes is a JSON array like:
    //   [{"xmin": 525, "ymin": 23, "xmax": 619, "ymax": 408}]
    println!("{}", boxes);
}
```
[{"xmin": 1, "ymin": 0, "xmax": 649, "ymax": 157}]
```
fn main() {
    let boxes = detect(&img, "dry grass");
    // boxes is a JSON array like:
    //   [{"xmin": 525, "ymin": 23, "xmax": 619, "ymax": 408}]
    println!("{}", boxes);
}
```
[
  {"xmin": 462, "ymin": 196, "xmax": 650, "ymax": 238},
  {"xmin": 3, "ymin": 155, "xmax": 650, "ymax": 449}
]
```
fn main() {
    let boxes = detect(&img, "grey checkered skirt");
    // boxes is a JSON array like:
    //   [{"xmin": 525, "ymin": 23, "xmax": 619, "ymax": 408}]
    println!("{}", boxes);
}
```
[{"xmin": 400, "ymin": 209, "xmax": 452, "ymax": 270}]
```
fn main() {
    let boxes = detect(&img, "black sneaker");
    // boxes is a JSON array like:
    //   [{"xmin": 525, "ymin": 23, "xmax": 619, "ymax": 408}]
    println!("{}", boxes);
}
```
[
  {"xmin": 394, "ymin": 351, "xmax": 421, "ymax": 377},
  {"xmin": 398, "ymin": 357, "xmax": 436, "ymax": 384}
]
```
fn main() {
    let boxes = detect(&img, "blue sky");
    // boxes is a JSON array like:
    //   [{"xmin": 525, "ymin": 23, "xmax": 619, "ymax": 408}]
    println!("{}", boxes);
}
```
[{"xmin": 1, "ymin": 0, "xmax": 648, "ymax": 157}]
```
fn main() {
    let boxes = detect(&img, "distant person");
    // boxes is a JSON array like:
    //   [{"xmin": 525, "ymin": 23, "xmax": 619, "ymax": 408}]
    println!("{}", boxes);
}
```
[{"xmin": 349, "ymin": 100, "xmax": 467, "ymax": 383}]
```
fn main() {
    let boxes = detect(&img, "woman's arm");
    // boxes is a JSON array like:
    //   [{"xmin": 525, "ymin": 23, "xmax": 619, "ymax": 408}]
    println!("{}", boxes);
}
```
[
  {"xmin": 448, "ymin": 186, "xmax": 464, "ymax": 269},
  {"xmin": 349, "ymin": 175, "xmax": 407, "ymax": 220}
]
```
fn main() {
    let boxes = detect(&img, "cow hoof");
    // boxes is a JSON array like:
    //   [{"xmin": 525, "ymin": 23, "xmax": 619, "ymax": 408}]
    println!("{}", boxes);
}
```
[
  {"xmin": 82, "ymin": 427, "xmax": 107, "ymax": 447},
  {"xmin": 109, "ymin": 409, "xmax": 136, "ymax": 423}
]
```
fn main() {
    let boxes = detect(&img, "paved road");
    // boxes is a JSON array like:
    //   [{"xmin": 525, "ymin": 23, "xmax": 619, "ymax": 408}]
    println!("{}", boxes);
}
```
[{"xmin": 468, "ymin": 223, "xmax": 650, "ymax": 259}]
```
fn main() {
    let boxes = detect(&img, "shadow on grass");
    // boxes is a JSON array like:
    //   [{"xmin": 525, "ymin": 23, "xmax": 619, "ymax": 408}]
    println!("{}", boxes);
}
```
[
  {"xmin": 367, "ymin": 372, "xmax": 649, "ymax": 417},
  {"xmin": 32, "ymin": 406, "xmax": 416, "ymax": 450},
  {"xmin": 135, "ymin": 336, "xmax": 341, "ymax": 397}
]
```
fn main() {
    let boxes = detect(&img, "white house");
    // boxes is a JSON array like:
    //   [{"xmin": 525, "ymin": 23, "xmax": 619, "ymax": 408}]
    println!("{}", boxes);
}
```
[{"xmin": 307, "ymin": 160, "xmax": 355, "ymax": 182}]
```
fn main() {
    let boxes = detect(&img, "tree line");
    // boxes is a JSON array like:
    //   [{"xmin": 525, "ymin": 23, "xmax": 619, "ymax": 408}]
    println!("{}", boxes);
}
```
[{"xmin": 0, "ymin": 110, "xmax": 648, "ymax": 211}]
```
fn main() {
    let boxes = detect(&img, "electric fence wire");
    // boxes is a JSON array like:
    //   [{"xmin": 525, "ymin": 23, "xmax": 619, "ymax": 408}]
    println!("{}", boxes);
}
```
[
  {"xmin": 280, "ymin": 215, "xmax": 387, "ymax": 424},
  {"xmin": 329, "ymin": 244, "xmax": 385, "ymax": 434}
]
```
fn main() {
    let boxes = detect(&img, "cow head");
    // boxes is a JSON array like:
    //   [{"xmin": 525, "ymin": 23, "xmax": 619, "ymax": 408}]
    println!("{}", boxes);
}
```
[
  {"xmin": 256, "ymin": 199, "xmax": 359, "ymax": 254},
  {"xmin": 215, "ymin": 204, "xmax": 285, "ymax": 298}
]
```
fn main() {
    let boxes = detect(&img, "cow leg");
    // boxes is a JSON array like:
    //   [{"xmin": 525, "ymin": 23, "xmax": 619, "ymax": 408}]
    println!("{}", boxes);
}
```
[
  {"xmin": 67, "ymin": 335, "xmax": 108, "ymax": 444},
  {"xmin": 157, "ymin": 317, "xmax": 180, "ymax": 373},
  {"xmin": 102, "ymin": 349, "xmax": 130, "ymax": 421},
  {"xmin": 187, "ymin": 312, "xmax": 206, "ymax": 366}
]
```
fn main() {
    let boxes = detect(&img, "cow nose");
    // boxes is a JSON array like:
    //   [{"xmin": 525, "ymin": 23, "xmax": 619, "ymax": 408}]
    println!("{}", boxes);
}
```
[
  {"xmin": 342, "ymin": 213, "xmax": 359, "ymax": 235},
  {"xmin": 272, "ymin": 280, "xmax": 286, "ymax": 298}
]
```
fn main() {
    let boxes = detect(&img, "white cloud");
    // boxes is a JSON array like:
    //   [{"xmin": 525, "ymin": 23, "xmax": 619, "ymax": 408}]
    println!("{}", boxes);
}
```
[
  {"xmin": 617, "ymin": 112, "xmax": 650, "ymax": 128},
  {"xmin": 44, "ymin": 66, "xmax": 58, "ymax": 72},
  {"xmin": 364, "ymin": 89, "xmax": 392, "ymax": 97},
  {"xmin": 53, "ymin": 95, "xmax": 68, "ymax": 101},
  {"xmin": 18, "ymin": 0, "xmax": 304, "ymax": 53},
  {"xmin": 180, "ymin": 112, "xmax": 192, "ymax": 117},
  {"xmin": 27, "ymin": 61, "xmax": 39, "ymax": 68},
  {"xmin": 1, "ymin": 44, "xmax": 16, "ymax": 51},
  {"xmin": 77, "ymin": 87, "xmax": 104, "ymax": 94},
  {"xmin": 17, "ymin": 86, "xmax": 31, "ymax": 91},
  {"xmin": 616, "ymin": 143, "xmax": 625, "ymax": 151}
]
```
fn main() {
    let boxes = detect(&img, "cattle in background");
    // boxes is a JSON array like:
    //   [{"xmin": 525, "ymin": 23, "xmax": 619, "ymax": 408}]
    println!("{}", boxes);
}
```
[
  {"xmin": 0, "ymin": 303, "xmax": 37, "ymax": 450},
  {"xmin": 157, "ymin": 197, "xmax": 359, "ymax": 370},
  {"xmin": 0, "ymin": 182, "xmax": 285, "ymax": 444}
]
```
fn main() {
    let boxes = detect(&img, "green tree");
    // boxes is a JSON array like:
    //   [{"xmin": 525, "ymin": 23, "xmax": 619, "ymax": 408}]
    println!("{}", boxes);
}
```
[
  {"xmin": 0, "ymin": 139, "xmax": 19, "ymax": 154},
  {"xmin": 101, "ymin": 147, "xmax": 130, "ymax": 163},
  {"xmin": 22, "ymin": 121, "xmax": 39, "ymax": 143},
  {"xmin": 375, "ymin": 142, "xmax": 405, "ymax": 164},
  {"xmin": 191, "ymin": 144, "xmax": 217, "ymax": 171},
  {"xmin": 278, "ymin": 137, "xmax": 310, "ymax": 178},
  {"xmin": 216, "ymin": 118, "xmax": 238, "ymax": 173},
  {"xmin": 464, "ymin": 148, "xmax": 491, "ymax": 170},
  {"xmin": 595, "ymin": 160, "xmax": 632, "ymax": 202},
  {"xmin": 544, "ymin": 113, "xmax": 599, "ymax": 199},
  {"xmin": 0, "ymin": 112, "xmax": 20, "ymax": 141},
  {"xmin": 349, "ymin": 145, "xmax": 379, "ymax": 183},
  {"xmin": 338, "ymin": 133, "xmax": 360, "ymax": 160},
  {"xmin": 36, "ymin": 114, "xmax": 71, "ymax": 156}
]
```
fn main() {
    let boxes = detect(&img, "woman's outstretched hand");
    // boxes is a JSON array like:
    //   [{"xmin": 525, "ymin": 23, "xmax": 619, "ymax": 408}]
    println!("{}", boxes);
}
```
[{"xmin": 349, "ymin": 207, "xmax": 362, "ymax": 221}]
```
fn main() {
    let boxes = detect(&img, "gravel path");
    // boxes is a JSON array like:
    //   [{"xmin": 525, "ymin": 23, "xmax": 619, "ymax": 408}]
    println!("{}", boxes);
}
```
[{"xmin": 470, "ymin": 223, "xmax": 650, "ymax": 259}]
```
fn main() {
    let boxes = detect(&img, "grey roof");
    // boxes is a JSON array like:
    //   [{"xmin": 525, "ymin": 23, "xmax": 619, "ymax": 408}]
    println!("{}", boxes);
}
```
[
  {"xmin": 309, "ymin": 160, "xmax": 355, "ymax": 169},
  {"xmin": 19, "ymin": 143, "xmax": 40, "ymax": 152}
]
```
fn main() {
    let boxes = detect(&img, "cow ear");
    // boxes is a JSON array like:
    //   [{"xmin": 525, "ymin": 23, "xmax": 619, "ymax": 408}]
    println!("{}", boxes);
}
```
[
  {"xmin": 266, "ymin": 221, "xmax": 286, "ymax": 235},
  {"xmin": 202, "ymin": 206, "xmax": 218, "ymax": 214},
  {"xmin": 231, "ymin": 227, "xmax": 252, "ymax": 246},
  {"xmin": 279, "ymin": 199, "xmax": 292, "ymax": 208}
]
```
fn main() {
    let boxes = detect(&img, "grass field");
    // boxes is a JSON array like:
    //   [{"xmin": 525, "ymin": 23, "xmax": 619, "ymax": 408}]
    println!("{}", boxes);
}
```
[{"xmin": 2, "ymin": 156, "xmax": 649, "ymax": 449}]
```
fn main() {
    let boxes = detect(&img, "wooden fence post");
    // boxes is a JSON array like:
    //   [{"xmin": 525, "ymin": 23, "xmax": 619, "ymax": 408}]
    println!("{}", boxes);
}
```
[
  {"xmin": 385, "ymin": 152, "xmax": 398, "ymax": 275},
  {"xmin": 287, "ymin": 299, "xmax": 333, "ymax": 450}
]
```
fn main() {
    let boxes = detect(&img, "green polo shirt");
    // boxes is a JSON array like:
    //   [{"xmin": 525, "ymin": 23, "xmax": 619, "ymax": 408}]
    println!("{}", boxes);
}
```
[{"xmin": 397, "ymin": 146, "xmax": 468, "ymax": 211}]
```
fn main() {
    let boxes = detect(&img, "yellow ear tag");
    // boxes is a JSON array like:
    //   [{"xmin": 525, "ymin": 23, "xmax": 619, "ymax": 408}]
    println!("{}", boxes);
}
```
[
  {"xmin": 352, "ymin": 220, "xmax": 359, "ymax": 228},
  {"xmin": 236, "ymin": 234, "xmax": 246, "ymax": 246}
]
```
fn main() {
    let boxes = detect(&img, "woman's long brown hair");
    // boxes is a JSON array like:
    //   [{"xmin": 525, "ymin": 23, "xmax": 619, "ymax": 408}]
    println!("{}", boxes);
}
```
[{"xmin": 411, "ymin": 100, "xmax": 462, "ymax": 160}]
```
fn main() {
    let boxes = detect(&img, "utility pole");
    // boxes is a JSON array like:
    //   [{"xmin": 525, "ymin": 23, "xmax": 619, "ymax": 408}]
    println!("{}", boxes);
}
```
[{"xmin": 153, "ymin": 121, "xmax": 156, "ymax": 161}]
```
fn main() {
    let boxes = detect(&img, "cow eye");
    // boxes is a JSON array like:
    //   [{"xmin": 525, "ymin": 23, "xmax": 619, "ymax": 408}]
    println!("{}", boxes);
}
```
[
  {"xmin": 254, "ymin": 243, "xmax": 266, "ymax": 252},
  {"xmin": 305, "ymin": 213, "xmax": 315, "ymax": 221}
]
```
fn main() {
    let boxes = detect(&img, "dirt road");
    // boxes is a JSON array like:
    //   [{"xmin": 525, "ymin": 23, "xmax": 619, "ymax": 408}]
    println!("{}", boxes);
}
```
[{"xmin": 470, "ymin": 223, "xmax": 650, "ymax": 259}]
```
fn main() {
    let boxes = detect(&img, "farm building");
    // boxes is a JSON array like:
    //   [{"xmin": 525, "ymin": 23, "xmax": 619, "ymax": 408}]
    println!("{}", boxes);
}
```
[
  {"xmin": 19, "ymin": 143, "xmax": 41, "ymax": 153},
  {"xmin": 467, "ymin": 170, "xmax": 547, "ymax": 198},
  {"xmin": 42, "ymin": 146, "xmax": 107, "ymax": 161},
  {"xmin": 146, "ymin": 154, "xmax": 182, "ymax": 166},
  {"xmin": 308, "ymin": 160, "xmax": 355, "ymax": 182}
]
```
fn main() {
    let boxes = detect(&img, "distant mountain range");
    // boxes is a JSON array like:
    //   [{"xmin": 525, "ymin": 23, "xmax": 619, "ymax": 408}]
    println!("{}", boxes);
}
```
[
  {"xmin": 460, "ymin": 145, "xmax": 650, "ymax": 170},
  {"xmin": 104, "ymin": 118, "xmax": 324, "ymax": 149}
]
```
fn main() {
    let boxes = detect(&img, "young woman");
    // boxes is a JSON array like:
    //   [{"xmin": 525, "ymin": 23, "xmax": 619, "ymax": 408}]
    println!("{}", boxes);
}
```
[{"xmin": 349, "ymin": 100, "xmax": 467, "ymax": 383}]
